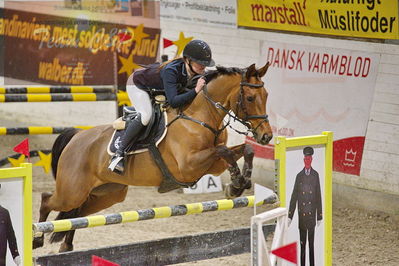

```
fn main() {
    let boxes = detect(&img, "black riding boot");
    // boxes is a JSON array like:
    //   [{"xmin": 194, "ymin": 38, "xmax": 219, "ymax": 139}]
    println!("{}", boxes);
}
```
[{"xmin": 108, "ymin": 116, "xmax": 144, "ymax": 174}]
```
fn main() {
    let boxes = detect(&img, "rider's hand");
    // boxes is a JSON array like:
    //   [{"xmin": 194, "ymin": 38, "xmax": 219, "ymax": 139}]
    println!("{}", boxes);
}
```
[{"xmin": 195, "ymin": 77, "xmax": 206, "ymax": 93}]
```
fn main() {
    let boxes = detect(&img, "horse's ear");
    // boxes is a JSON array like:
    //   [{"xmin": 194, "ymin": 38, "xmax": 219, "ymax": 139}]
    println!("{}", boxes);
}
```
[
  {"xmin": 258, "ymin": 61, "xmax": 270, "ymax": 78},
  {"xmin": 246, "ymin": 64, "xmax": 257, "ymax": 80}
]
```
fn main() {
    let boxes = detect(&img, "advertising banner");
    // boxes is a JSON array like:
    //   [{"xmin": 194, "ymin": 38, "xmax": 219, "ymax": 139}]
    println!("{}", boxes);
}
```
[
  {"xmin": 237, "ymin": 0, "xmax": 399, "ymax": 39},
  {"xmin": 0, "ymin": 7, "xmax": 160, "ymax": 85},
  {"xmin": 160, "ymin": 0, "xmax": 237, "ymax": 28},
  {"xmin": 251, "ymin": 41, "xmax": 380, "ymax": 176}
]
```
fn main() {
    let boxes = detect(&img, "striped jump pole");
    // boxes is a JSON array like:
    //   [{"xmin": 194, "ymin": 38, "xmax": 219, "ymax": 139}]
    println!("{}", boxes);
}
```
[
  {"xmin": 0, "ymin": 92, "xmax": 129, "ymax": 103},
  {"xmin": 33, "ymin": 195, "xmax": 278, "ymax": 235},
  {"xmin": 0, "ymin": 126, "xmax": 93, "ymax": 135},
  {"xmin": 0, "ymin": 86, "xmax": 116, "ymax": 94}
]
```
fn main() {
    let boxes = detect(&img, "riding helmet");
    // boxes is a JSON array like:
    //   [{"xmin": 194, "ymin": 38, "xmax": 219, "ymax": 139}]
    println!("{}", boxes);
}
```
[{"xmin": 183, "ymin": 40, "xmax": 215, "ymax": 67}]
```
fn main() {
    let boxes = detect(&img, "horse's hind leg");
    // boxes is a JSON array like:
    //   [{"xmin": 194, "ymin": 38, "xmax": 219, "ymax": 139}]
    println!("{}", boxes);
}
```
[
  {"xmin": 33, "ymin": 192, "xmax": 53, "ymax": 249},
  {"xmin": 35, "ymin": 183, "xmax": 92, "ymax": 250},
  {"xmin": 59, "ymin": 230, "xmax": 76, "ymax": 252},
  {"xmin": 58, "ymin": 184, "xmax": 128, "ymax": 252}
]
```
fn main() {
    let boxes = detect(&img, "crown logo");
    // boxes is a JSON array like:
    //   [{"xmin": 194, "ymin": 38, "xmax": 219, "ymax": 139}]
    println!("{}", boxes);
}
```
[{"xmin": 343, "ymin": 149, "xmax": 357, "ymax": 167}]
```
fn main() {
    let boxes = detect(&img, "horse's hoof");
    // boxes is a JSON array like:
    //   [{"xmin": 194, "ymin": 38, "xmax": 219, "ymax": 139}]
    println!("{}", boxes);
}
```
[
  {"xmin": 244, "ymin": 180, "xmax": 252, "ymax": 189},
  {"xmin": 59, "ymin": 243, "xmax": 73, "ymax": 253},
  {"xmin": 33, "ymin": 236, "xmax": 44, "ymax": 249},
  {"xmin": 225, "ymin": 184, "xmax": 242, "ymax": 199},
  {"xmin": 225, "ymin": 178, "xmax": 252, "ymax": 199}
]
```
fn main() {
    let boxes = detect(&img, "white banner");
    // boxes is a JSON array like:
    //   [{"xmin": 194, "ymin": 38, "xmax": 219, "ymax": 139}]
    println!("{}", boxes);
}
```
[
  {"xmin": 257, "ymin": 41, "xmax": 380, "ymax": 175},
  {"xmin": 160, "ymin": 0, "xmax": 236, "ymax": 28}
]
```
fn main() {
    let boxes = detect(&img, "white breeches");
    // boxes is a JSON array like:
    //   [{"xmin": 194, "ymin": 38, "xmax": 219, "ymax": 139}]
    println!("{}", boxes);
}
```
[{"xmin": 126, "ymin": 84, "xmax": 153, "ymax": 126}]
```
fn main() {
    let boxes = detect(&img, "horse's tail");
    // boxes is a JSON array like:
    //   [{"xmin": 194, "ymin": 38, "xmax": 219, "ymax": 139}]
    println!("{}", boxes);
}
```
[
  {"xmin": 49, "ymin": 208, "xmax": 80, "ymax": 243},
  {"xmin": 51, "ymin": 128, "xmax": 80, "ymax": 180}
]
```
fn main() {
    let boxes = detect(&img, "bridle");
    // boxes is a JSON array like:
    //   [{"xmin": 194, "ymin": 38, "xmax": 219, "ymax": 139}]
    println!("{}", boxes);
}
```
[
  {"xmin": 236, "ymin": 72, "xmax": 270, "ymax": 132},
  {"xmin": 167, "ymin": 69, "xmax": 269, "ymax": 144}
]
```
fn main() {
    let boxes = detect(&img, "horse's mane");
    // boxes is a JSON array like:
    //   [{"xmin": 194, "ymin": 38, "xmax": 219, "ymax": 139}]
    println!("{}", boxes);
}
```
[{"xmin": 204, "ymin": 66, "xmax": 243, "ymax": 83}]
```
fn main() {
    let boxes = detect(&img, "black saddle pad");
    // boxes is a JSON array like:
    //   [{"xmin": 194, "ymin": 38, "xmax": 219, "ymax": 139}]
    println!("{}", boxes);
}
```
[{"xmin": 108, "ymin": 107, "xmax": 166, "ymax": 155}]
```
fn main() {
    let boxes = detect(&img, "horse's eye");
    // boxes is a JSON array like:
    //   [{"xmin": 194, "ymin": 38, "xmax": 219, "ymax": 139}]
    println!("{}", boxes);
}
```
[{"xmin": 246, "ymin": 96, "xmax": 255, "ymax": 102}]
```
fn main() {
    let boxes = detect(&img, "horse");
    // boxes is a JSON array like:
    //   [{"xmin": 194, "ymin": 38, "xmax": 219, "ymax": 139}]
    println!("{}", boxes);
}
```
[{"xmin": 33, "ymin": 61, "xmax": 273, "ymax": 252}]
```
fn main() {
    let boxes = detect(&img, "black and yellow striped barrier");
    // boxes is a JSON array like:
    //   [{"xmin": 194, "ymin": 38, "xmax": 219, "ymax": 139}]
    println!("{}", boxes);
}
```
[
  {"xmin": 0, "ymin": 92, "xmax": 129, "ymax": 103},
  {"xmin": 33, "ymin": 195, "xmax": 278, "ymax": 234},
  {"xmin": 0, "ymin": 126, "xmax": 93, "ymax": 135},
  {"xmin": 0, "ymin": 86, "xmax": 115, "ymax": 94}
]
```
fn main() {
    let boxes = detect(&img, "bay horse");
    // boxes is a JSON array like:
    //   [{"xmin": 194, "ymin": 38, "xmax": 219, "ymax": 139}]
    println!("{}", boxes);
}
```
[{"xmin": 33, "ymin": 61, "xmax": 273, "ymax": 252}]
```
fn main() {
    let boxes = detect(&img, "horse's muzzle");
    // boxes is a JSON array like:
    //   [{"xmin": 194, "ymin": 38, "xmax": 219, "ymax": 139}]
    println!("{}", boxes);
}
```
[{"xmin": 258, "ymin": 133, "xmax": 273, "ymax": 145}]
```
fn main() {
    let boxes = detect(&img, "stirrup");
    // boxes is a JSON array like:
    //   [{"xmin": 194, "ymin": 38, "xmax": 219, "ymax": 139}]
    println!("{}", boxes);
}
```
[{"xmin": 108, "ymin": 155, "xmax": 124, "ymax": 174}]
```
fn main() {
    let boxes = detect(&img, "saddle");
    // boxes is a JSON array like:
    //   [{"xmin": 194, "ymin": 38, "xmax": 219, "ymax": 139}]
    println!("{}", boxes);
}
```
[{"xmin": 107, "ymin": 103, "xmax": 167, "ymax": 155}]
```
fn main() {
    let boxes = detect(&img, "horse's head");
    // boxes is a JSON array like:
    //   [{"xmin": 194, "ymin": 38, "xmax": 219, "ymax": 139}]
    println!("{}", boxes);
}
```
[
  {"xmin": 200, "ymin": 62, "xmax": 273, "ymax": 145},
  {"xmin": 233, "ymin": 62, "xmax": 273, "ymax": 145}
]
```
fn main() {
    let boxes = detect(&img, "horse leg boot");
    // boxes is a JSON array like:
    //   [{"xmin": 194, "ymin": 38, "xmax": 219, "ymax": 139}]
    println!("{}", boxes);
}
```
[
  {"xmin": 228, "ymin": 144, "xmax": 254, "ymax": 190},
  {"xmin": 215, "ymin": 146, "xmax": 246, "ymax": 198},
  {"xmin": 242, "ymin": 144, "xmax": 254, "ymax": 189},
  {"xmin": 108, "ymin": 115, "xmax": 144, "ymax": 174}
]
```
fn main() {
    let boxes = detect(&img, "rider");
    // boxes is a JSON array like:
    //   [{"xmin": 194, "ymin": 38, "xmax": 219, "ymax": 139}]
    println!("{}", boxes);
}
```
[{"xmin": 109, "ymin": 40, "xmax": 215, "ymax": 174}]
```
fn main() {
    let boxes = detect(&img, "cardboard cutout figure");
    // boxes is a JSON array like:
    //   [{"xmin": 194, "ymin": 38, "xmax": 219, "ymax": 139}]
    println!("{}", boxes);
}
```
[
  {"xmin": 288, "ymin": 147, "xmax": 323, "ymax": 266},
  {"xmin": 0, "ymin": 185, "xmax": 21, "ymax": 266}
]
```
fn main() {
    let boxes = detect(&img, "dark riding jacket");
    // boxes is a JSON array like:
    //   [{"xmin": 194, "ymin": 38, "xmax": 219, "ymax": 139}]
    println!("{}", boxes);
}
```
[
  {"xmin": 0, "ymin": 206, "xmax": 19, "ymax": 265},
  {"xmin": 132, "ymin": 58, "xmax": 197, "ymax": 108}
]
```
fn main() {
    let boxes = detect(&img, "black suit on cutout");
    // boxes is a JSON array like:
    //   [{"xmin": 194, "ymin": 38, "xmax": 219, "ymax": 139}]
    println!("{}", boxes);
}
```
[
  {"xmin": 0, "ymin": 205, "xmax": 19, "ymax": 266},
  {"xmin": 289, "ymin": 168, "xmax": 322, "ymax": 266}
]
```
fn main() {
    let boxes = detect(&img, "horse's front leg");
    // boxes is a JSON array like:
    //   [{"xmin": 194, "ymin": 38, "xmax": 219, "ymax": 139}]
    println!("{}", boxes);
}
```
[
  {"xmin": 228, "ymin": 143, "xmax": 254, "ymax": 188},
  {"xmin": 215, "ymin": 144, "xmax": 253, "ymax": 198}
]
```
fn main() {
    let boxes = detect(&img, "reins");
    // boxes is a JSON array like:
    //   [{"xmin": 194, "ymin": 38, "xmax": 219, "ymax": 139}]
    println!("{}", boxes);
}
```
[{"xmin": 166, "ymin": 70, "xmax": 269, "ymax": 144}]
